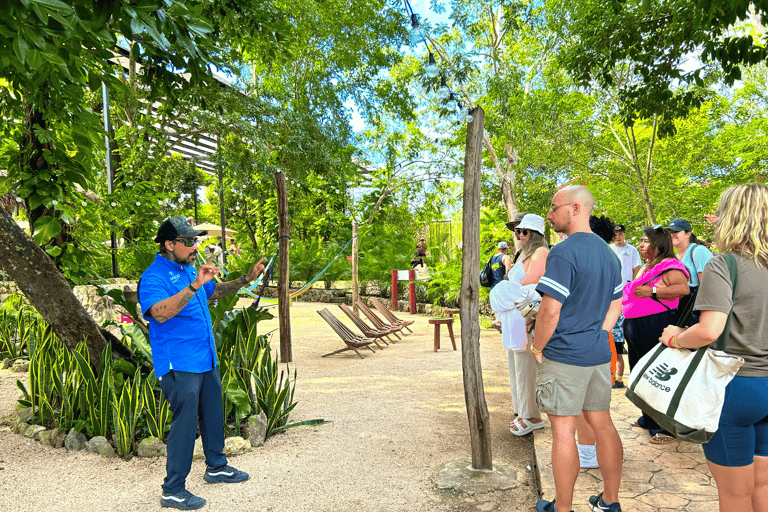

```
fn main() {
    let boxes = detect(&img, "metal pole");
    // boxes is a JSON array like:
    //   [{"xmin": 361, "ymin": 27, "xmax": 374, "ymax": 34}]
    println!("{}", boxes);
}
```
[
  {"xmin": 216, "ymin": 134, "xmax": 227, "ymax": 265},
  {"xmin": 102, "ymin": 82, "xmax": 118, "ymax": 278}
]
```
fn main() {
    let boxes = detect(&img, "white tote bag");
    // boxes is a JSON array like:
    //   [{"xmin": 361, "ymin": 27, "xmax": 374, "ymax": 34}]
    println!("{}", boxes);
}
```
[
  {"xmin": 625, "ymin": 344, "xmax": 743, "ymax": 442},
  {"xmin": 625, "ymin": 253, "xmax": 743, "ymax": 443}
]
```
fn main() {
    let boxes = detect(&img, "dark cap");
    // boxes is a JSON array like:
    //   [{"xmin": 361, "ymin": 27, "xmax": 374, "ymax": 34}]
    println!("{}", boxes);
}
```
[
  {"xmin": 505, "ymin": 211, "xmax": 529, "ymax": 231},
  {"xmin": 154, "ymin": 216, "xmax": 208, "ymax": 243},
  {"xmin": 614, "ymin": 224, "xmax": 626, "ymax": 232},
  {"xmin": 667, "ymin": 218, "xmax": 692, "ymax": 232}
]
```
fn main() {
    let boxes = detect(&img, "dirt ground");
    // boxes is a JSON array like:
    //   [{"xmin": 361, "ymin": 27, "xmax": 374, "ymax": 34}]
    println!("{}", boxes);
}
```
[{"xmin": 0, "ymin": 301, "xmax": 538, "ymax": 511}]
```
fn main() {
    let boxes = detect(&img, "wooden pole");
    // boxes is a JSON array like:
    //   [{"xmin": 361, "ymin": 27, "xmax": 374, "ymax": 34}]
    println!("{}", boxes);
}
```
[
  {"xmin": 352, "ymin": 221, "xmax": 359, "ymax": 313},
  {"xmin": 275, "ymin": 171, "xmax": 292, "ymax": 363},
  {"xmin": 460, "ymin": 107, "xmax": 493, "ymax": 470}
]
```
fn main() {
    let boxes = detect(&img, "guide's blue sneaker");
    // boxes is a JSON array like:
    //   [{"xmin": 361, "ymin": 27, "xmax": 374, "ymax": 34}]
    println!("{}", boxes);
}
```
[
  {"xmin": 204, "ymin": 464, "xmax": 249, "ymax": 483},
  {"xmin": 536, "ymin": 498, "xmax": 572, "ymax": 512},
  {"xmin": 589, "ymin": 492, "xmax": 622, "ymax": 512},
  {"xmin": 160, "ymin": 489, "xmax": 206, "ymax": 510}
]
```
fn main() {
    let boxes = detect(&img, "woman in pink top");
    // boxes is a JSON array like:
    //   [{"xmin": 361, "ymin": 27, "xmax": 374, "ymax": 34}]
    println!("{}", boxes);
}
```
[{"xmin": 622, "ymin": 225, "xmax": 689, "ymax": 444}]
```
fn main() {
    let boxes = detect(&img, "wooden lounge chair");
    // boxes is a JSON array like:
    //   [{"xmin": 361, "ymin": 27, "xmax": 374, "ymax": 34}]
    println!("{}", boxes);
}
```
[
  {"xmin": 370, "ymin": 297, "xmax": 415, "ymax": 333},
  {"xmin": 316, "ymin": 308, "xmax": 377, "ymax": 359},
  {"xmin": 338, "ymin": 303, "xmax": 396, "ymax": 345},
  {"xmin": 356, "ymin": 300, "xmax": 403, "ymax": 340},
  {"xmin": 319, "ymin": 307, "xmax": 380, "ymax": 347}
]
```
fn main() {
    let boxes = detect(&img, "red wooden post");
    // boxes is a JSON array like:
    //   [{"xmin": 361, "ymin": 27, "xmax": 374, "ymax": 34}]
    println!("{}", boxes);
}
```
[
  {"xmin": 391, "ymin": 269, "xmax": 398, "ymax": 310},
  {"xmin": 408, "ymin": 269, "xmax": 416, "ymax": 314}
]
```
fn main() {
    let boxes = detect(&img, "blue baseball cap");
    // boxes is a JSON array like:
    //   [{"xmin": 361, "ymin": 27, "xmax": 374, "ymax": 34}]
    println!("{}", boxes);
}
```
[
  {"xmin": 154, "ymin": 216, "xmax": 208, "ymax": 243},
  {"xmin": 667, "ymin": 218, "xmax": 692, "ymax": 232}
]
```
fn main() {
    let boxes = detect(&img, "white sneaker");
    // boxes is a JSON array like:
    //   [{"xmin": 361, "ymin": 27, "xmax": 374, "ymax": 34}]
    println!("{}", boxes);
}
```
[{"xmin": 578, "ymin": 444, "xmax": 599, "ymax": 468}]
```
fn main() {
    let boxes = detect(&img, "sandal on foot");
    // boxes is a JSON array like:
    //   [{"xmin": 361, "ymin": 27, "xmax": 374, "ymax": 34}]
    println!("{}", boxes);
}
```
[
  {"xmin": 649, "ymin": 433, "xmax": 677, "ymax": 445},
  {"xmin": 509, "ymin": 417, "xmax": 545, "ymax": 436}
]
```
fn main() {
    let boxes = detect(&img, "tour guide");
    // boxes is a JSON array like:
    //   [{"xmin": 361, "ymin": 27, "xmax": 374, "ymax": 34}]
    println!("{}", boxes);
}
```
[{"xmin": 139, "ymin": 216, "xmax": 266, "ymax": 510}]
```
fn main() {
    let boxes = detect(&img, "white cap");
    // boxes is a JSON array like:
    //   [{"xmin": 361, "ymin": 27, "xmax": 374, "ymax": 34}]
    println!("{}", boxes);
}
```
[
  {"xmin": 517, "ymin": 214, "xmax": 545, "ymax": 235},
  {"xmin": 498, "ymin": 241, "xmax": 508, "ymax": 249}
]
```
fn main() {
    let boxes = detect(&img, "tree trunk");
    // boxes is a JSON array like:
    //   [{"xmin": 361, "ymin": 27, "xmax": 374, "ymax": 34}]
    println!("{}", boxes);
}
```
[
  {"xmin": 275, "ymin": 171, "xmax": 292, "ymax": 363},
  {"xmin": 461, "ymin": 107, "xmax": 493, "ymax": 470},
  {"xmin": 0, "ymin": 207, "xmax": 108, "ymax": 369}
]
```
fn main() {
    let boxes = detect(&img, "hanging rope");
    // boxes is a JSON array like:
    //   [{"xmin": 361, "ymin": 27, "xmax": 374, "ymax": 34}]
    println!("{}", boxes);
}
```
[{"xmin": 259, "ymin": 235, "xmax": 357, "ymax": 302}]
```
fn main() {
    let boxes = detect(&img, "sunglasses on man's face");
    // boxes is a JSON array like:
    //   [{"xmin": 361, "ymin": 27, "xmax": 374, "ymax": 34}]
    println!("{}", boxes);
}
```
[
  {"xmin": 173, "ymin": 237, "xmax": 198, "ymax": 247},
  {"xmin": 515, "ymin": 229, "xmax": 529, "ymax": 236}
]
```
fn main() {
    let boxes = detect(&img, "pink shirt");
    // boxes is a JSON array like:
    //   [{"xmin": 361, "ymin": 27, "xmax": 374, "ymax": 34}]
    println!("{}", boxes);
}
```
[{"xmin": 622, "ymin": 258, "xmax": 689, "ymax": 319}]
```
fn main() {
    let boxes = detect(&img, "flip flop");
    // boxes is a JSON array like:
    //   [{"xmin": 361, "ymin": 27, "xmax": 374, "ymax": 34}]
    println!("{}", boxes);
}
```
[
  {"xmin": 509, "ymin": 417, "xmax": 545, "ymax": 436},
  {"xmin": 649, "ymin": 433, "xmax": 677, "ymax": 445}
]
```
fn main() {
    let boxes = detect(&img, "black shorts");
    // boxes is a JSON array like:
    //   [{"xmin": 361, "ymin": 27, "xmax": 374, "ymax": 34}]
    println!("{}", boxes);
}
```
[{"xmin": 614, "ymin": 341, "xmax": 624, "ymax": 355}]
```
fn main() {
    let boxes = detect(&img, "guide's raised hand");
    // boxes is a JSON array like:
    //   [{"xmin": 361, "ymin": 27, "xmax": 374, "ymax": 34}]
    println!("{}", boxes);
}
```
[
  {"xmin": 196, "ymin": 254, "xmax": 221, "ymax": 286},
  {"xmin": 245, "ymin": 257, "xmax": 267, "ymax": 283}
]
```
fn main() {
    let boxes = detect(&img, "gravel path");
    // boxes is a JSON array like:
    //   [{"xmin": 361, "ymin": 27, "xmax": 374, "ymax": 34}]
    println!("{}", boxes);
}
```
[{"xmin": 0, "ymin": 301, "xmax": 537, "ymax": 511}]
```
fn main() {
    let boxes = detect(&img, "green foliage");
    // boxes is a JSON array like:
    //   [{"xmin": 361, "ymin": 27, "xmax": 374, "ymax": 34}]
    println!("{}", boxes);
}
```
[
  {"xmin": 557, "ymin": 0, "xmax": 767, "ymax": 136},
  {"xmin": 213, "ymin": 303, "xmax": 324, "ymax": 438},
  {"xmin": 0, "ymin": 294, "xmax": 38, "ymax": 361},
  {"xmin": 426, "ymin": 256, "xmax": 463, "ymax": 307},
  {"xmin": 289, "ymin": 237, "xmax": 352, "ymax": 288},
  {"xmin": 143, "ymin": 370, "xmax": 171, "ymax": 440},
  {"xmin": 111, "ymin": 367, "xmax": 143, "ymax": 458}
]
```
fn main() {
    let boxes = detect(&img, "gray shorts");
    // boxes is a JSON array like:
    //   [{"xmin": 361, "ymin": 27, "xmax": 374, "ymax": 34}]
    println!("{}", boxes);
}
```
[{"xmin": 535, "ymin": 357, "xmax": 612, "ymax": 416}]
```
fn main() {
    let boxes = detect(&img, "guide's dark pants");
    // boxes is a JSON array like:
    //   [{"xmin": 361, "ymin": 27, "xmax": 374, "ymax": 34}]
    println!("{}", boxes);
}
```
[{"xmin": 159, "ymin": 368, "xmax": 227, "ymax": 494}]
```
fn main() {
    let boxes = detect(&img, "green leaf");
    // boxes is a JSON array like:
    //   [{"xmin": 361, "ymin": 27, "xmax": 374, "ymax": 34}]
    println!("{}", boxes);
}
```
[
  {"xmin": 32, "ymin": 216, "xmax": 61, "ymax": 245},
  {"xmin": 30, "ymin": 0, "xmax": 74, "ymax": 13},
  {"xmin": 12, "ymin": 36, "xmax": 30, "ymax": 65},
  {"xmin": 44, "ymin": 244, "xmax": 62, "ymax": 257}
]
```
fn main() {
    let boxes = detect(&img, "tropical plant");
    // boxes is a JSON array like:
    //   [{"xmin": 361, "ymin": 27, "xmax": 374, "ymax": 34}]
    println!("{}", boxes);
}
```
[{"xmin": 0, "ymin": 294, "xmax": 38, "ymax": 361}]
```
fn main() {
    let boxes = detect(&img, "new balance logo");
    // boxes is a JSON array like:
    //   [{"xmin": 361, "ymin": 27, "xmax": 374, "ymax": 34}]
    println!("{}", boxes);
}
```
[{"xmin": 649, "ymin": 363, "xmax": 678, "ymax": 382}]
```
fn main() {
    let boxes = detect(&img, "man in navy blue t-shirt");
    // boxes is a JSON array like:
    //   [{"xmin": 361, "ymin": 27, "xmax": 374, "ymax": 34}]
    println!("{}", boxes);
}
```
[
  {"xmin": 531, "ymin": 187, "xmax": 624, "ymax": 512},
  {"xmin": 139, "ymin": 216, "xmax": 266, "ymax": 510}
]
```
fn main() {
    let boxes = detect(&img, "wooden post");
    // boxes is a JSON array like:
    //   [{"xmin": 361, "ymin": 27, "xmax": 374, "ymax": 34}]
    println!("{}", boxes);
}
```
[
  {"xmin": 390, "ymin": 270, "xmax": 398, "ymax": 310},
  {"xmin": 460, "ymin": 107, "xmax": 493, "ymax": 470},
  {"xmin": 408, "ymin": 268, "xmax": 416, "ymax": 314},
  {"xmin": 275, "ymin": 171, "xmax": 292, "ymax": 363},
  {"xmin": 352, "ymin": 221, "xmax": 359, "ymax": 313}
]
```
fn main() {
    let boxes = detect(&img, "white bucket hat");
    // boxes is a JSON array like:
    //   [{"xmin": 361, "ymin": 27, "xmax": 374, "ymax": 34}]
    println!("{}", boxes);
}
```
[{"xmin": 517, "ymin": 214, "xmax": 545, "ymax": 235}]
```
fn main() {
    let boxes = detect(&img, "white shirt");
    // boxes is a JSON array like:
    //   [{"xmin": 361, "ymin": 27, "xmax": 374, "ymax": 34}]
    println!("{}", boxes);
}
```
[{"xmin": 611, "ymin": 243, "xmax": 641, "ymax": 284}]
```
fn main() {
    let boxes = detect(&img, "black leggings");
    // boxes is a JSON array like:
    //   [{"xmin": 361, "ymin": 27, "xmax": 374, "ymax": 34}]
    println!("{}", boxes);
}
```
[{"xmin": 623, "ymin": 309, "xmax": 679, "ymax": 436}]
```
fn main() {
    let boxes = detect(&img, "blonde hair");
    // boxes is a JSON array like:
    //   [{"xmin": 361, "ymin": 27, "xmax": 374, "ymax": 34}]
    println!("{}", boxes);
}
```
[
  {"xmin": 715, "ymin": 183, "xmax": 768, "ymax": 266},
  {"xmin": 519, "ymin": 230, "xmax": 549, "ymax": 262}
]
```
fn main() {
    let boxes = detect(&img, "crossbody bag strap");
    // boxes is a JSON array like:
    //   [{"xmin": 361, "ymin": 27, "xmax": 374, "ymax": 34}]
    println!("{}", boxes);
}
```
[{"xmin": 642, "ymin": 268, "xmax": 676, "ymax": 311}]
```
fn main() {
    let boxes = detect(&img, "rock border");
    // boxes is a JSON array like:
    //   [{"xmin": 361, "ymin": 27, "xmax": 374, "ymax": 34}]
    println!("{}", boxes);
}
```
[{"xmin": 1, "ymin": 407, "xmax": 269, "ymax": 460}]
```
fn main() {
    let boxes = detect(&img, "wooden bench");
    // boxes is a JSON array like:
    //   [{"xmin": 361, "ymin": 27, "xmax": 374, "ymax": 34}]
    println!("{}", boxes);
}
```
[{"xmin": 428, "ymin": 318, "xmax": 456, "ymax": 352}]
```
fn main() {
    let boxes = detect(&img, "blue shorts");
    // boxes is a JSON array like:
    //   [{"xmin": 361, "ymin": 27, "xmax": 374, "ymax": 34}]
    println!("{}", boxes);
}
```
[{"xmin": 703, "ymin": 376, "xmax": 768, "ymax": 467}]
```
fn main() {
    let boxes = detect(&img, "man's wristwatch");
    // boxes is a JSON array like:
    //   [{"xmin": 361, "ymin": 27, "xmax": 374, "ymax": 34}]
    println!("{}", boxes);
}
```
[
  {"xmin": 652, "ymin": 286, "xmax": 657, "ymax": 301},
  {"xmin": 240, "ymin": 275, "xmax": 248, "ymax": 286}
]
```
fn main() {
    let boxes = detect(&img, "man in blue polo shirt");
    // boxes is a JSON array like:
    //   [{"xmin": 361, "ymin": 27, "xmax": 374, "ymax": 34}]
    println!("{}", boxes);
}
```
[
  {"xmin": 139, "ymin": 216, "xmax": 266, "ymax": 510},
  {"xmin": 530, "ymin": 187, "xmax": 624, "ymax": 512}
]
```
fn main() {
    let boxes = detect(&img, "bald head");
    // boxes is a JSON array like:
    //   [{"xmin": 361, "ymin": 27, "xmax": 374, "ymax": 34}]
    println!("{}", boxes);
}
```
[
  {"xmin": 548, "ymin": 185, "xmax": 595, "ymax": 236},
  {"xmin": 558, "ymin": 186, "xmax": 595, "ymax": 215}
]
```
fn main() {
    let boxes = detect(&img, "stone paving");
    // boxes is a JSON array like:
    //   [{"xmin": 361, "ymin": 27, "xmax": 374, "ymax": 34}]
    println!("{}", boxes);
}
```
[{"xmin": 533, "ymin": 364, "xmax": 719, "ymax": 512}]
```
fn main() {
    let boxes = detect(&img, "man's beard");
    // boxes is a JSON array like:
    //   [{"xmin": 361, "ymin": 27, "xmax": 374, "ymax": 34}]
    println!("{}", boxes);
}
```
[{"xmin": 167, "ymin": 251, "xmax": 194, "ymax": 266}]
